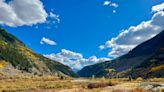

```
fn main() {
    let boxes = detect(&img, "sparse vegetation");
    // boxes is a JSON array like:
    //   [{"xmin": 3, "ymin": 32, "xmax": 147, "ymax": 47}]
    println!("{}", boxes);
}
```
[
  {"xmin": 112, "ymin": 88, "xmax": 151, "ymax": 92},
  {"xmin": 0, "ymin": 76, "xmax": 162, "ymax": 92},
  {"xmin": 136, "ymin": 77, "xmax": 144, "ymax": 81},
  {"xmin": 150, "ymin": 65, "xmax": 164, "ymax": 72},
  {"xmin": 0, "ymin": 60, "xmax": 6, "ymax": 69}
]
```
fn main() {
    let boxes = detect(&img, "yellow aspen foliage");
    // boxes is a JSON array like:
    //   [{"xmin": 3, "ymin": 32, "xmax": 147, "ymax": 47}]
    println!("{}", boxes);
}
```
[
  {"xmin": 0, "ymin": 60, "xmax": 7, "ymax": 69},
  {"xmin": 150, "ymin": 65, "xmax": 164, "ymax": 72}
]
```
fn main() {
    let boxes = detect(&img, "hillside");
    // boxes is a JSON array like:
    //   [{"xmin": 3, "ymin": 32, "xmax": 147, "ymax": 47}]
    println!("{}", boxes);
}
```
[
  {"xmin": 0, "ymin": 28, "xmax": 78, "ymax": 77},
  {"xmin": 78, "ymin": 30, "xmax": 164, "ymax": 78}
]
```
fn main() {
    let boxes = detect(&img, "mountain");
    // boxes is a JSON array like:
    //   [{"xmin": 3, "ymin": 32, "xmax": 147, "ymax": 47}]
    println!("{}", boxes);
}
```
[
  {"xmin": 0, "ymin": 28, "xmax": 78, "ymax": 77},
  {"xmin": 78, "ymin": 30, "xmax": 164, "ymax": 78}
]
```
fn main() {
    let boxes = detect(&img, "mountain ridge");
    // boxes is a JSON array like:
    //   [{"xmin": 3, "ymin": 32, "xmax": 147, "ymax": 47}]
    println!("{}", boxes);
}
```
[
  {"xmin": 78, "ymin": 30, "xmax": 164, "ymax": 78},
  {"xmin": 0, "ymin": 28, "xmax": 78, "ymax": 77}
]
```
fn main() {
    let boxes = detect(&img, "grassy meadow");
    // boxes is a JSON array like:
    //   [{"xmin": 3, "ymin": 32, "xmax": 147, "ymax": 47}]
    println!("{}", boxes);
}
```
[{"xmin": 0, "ymin": 75, "xmax": 163, "ymax": 92}]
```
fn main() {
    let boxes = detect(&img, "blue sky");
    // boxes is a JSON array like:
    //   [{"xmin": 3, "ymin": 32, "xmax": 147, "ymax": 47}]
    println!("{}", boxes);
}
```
[{"xmin": 0, "ymin": 0, "xmax": 164, "ymax": 71}]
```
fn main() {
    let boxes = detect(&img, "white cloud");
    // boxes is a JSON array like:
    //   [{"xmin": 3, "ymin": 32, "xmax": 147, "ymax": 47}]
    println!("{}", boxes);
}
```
[
  {"xmin": 103, "ymin": 1, "xmax": 119, "ymax": 8},
  {"xmin": 151, "ymin": 11, "xmax": 164, "ymax": 28},
  {"xmin": 100, "ymin": 3, "xmax": 164, "ymax": 58},
  {"xmin": 110, "ymin": 3, "xmax": 119, "ymax": 8},
  {"xmin": 59, "ymin": 49, "xmax": 83, "ymax": 59},
  {"xmin": 0, "ymin": 0, "xmax": 48, "ymax": 27},
  {"xmin": 113, "ymin": 10, "xmax": 116, "ymax": 13},
  {"xmin": 152, "ymin": 2, "xmax": 164, "ymax": 12},
  {"xmin": 103, "ymin": 0, "xmax": 119, "ymax": 13},
  {"xmin": 49, "ymin": 12, "xmax": 60, "ymax": 23},
  {"xmin": 44, "ymin": 49, "xmax": 111, "ymax": 71},
  {"xmin": 40, "ymin": 37, "xmax": 57, "ymax": 46},
  {"xmin": 103, "ymin": 1, "xmax": 111, "ymax": 6}
]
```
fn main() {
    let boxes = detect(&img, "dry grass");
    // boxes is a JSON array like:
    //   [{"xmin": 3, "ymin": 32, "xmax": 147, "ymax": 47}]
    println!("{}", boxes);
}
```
[
  {"xmin": 0, "ymin": 76, "xmax": 83, "ymax": 92},
  {"xmin": 112, "ymin": 88, "xmax": 151, "ymax": 92},
  {"xmin": 147, "ymin": 78, "xmax": 164, "ymax": 82},
  {"xmin": 0, "ymin": 77, "xmax": 163, "ymax": 92}
]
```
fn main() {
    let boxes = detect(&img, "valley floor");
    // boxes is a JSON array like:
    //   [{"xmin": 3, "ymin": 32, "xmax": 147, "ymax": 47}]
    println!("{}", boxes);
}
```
[{"xmin": 0, "ymin": 77, "xmax": 163, "ymax": 92}]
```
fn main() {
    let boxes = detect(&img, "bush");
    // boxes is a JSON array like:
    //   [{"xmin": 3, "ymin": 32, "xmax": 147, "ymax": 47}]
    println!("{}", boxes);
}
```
[
  {"xmin": 87, "ymin": 83, "xmax": 109, "ymax": 89},
  {"xmin": 136, "ymin": 77, "xmax": 143, "ymax": 81}
]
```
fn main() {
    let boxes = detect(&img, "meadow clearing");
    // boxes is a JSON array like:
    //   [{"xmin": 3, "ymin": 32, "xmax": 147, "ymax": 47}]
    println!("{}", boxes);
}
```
[{"xmin": 0, "ymin": 75, "xmax": 163, "ymax": 92}]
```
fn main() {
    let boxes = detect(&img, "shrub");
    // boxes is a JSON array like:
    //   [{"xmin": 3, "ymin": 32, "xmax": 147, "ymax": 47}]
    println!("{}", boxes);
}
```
[
  {"xmin": 136, "ymin": 77, "xmax": 143, "ymax": 81},
  {"xmin": 87, "ymin": 83, "xmax": 108, "ymax": 89}
]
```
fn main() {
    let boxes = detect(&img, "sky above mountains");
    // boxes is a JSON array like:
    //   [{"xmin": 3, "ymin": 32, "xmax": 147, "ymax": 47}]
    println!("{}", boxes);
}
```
[{"xmin": 0, "ymin": 0, "xmax": 164, "ymax": 71}]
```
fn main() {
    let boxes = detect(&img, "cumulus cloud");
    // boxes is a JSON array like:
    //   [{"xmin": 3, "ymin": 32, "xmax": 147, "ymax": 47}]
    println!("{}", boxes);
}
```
[
  {"xmin": 40, "ymin": 37, "xmax": 57, "ymax": 45},
  {"xmin": 44, "ymin": 49, "xmax": 111, "ymax": 71},
  {"xmin": 152, "ymin": 2, "xmax": 164, "ymax": 12},
  {"xmin": 100, "ymin": 3, "xmax": 164, "ymax": 58},
  {"xmin": 0, "ymin": 0, "xmax": 48, "ymax": 27},
  {"xmin": 151, "ymin": 11, "xmax": 164, "ymax": 28}
]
